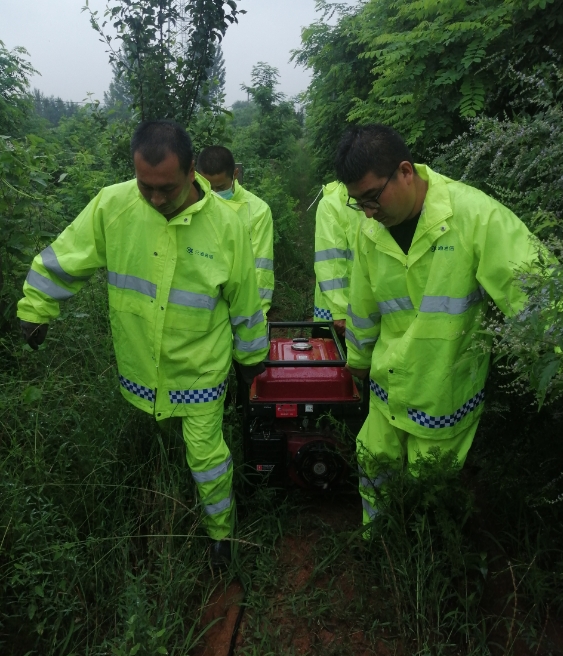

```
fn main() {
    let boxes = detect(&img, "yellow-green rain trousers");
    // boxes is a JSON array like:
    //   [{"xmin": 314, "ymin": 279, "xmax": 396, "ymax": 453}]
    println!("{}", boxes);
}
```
[
  {"xmin": 346, "ymin": 165, "xmax": 540, "ymax": 523},
  {"xmin": 18, "ymin": 173, "xmax": 269, "ymax": 539},
  {"xmin": 313, "ymin": 181, "xmax": 361, "ymax": 322},
  {"xmin": 231, "ymin": 180, "xmax": 274, "ymax": 316}
]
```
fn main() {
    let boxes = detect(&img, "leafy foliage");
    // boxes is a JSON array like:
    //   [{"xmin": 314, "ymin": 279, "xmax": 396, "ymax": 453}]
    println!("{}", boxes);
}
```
[
  {"xmin": 432, "ymin": 57, "xmax": 563, "ymax": 404},
  {"xmin": 296, "ymin": 0, "xmax": 563, "ymax": 163},
  {"xmin": 0, "ymin": 40, "xmax": 36, "ymax": 136},
  {"xmin": 84, "ymin": 0, "xmax": 242, "ymax": 125},
  {"xmin": 292, "ymin": 1, "xmax": 372, "ymax": 177},
  {"xmin": 433, "ymin": 57, "xmax": 563, "ymax": 240}
]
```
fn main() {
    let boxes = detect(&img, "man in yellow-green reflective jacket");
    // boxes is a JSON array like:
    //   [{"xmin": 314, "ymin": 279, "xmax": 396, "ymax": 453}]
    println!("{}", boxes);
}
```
[
  {"xmin": 335, "ymin": 124, "xmax": 540, "ymax": 528},
  {"xmin": 196, "ymin": 145, "xmax": 274, "ymax": 318},
  {"xmin": 313, "ymin": 181, "xmax": 361, "ymax": 338},
  {"xmin": 18, "ymin": 120, "xmax": 269, "ymax": 566}
]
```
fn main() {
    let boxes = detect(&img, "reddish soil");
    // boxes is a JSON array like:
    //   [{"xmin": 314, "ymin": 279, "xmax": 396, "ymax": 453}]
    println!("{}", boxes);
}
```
[{"xmin": 192, "ymin": 579, "xmax": 244, "ymax": 656}]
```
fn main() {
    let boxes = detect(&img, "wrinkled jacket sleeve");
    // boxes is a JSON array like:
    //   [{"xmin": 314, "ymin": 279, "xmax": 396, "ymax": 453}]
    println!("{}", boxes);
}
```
[
  {"xmin": 222, "ymin": 215, "xmax": 269, "ymax": 366},
  {"xmin": 473, "ymin": 201, "xmax": 540, "ymax": 316},
  {"xmin": 346, "ymin": 231, "xmax": 381, "ymax": 369},
  {"xmin": 314, "ymin": 195, "xmax": 352, "ymax": 320},
  {"xmin": 17, "ymin": 193, "xmax": 107, "ymax": 323},
  {"xmin": 250, "ymin": 202, "xmax": 274, "ymax": 315}
]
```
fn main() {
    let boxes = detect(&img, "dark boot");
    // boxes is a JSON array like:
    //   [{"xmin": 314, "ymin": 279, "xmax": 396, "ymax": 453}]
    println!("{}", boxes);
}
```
[{"xmin": 210, "ymin": 539, "xmax": 232, "ymax": 570}]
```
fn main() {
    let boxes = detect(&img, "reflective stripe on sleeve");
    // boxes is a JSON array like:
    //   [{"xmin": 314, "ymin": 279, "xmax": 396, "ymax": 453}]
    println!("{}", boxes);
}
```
[
  {"xmin": 420, "ymin": 287, "xmax": 486, "ymax": 315},
  {"xmin": 204, "ymin": 495, "xmax": 232, "ymax": 516},
  {"xmin": 40, "ymin": 245, "xmax": 91, "ymax": 284},
  {"xmin": 230, "ymin": 309, "xmax": 264, "ymax": 330},
  {"xmin": 314, "ymin": 248, "xmax": 353, "ymax": 262},
  {"xmin": 169, "ymin": 288, "xmax": 220, "ymax": 310},
  {"xmin": 259, "ymin": 288, "xmax": 273, "ymax": 300},
  {"xmin": 319, "ymin": 277, "xmax": 349, "ymax": 292},
  {"xmin": 378, "ymin": 296, "xmax": 414, "ymax": 314},
  {"xmin": 26, "ymin": 270, "xmax": 75, "ymax": 301},
  {"xmin": 234, "ymin": 334, "xmax": 269, "ymax": 352},
  {"xmin": 255, "ymin": 257, "xmax": 274, "ymax": 270},
  {"xmin": 191, "ymin": 456, "xmax": 233, "ymax": 484},
  {"xmin": 345, "ymin": 327, "xmax": 377, "ymax": 350},
  {"xmin": 347, "ymin": 304, "xmax": 380, "ymax": 329},
  {"xmin": 107, "ymin": 271, "xmax": 156, "ymax": 298}
]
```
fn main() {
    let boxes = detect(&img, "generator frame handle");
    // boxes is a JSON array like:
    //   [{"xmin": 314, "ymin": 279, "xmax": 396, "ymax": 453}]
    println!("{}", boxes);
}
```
[{"xmin": 264, "ymin": 321, "xmax": 346, "ymax": 367}]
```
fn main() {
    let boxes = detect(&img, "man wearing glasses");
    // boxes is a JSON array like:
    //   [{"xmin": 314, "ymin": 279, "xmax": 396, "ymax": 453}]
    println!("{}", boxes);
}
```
[{"xmin": 336, "ymin": 123, "xmax": 540, "ymax": 528}]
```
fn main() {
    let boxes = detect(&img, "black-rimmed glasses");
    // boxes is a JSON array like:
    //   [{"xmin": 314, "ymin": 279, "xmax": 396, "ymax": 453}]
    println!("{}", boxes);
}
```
[{"xmin": 346, "ymin": 167, "xmax": 397, "ymax": 212}]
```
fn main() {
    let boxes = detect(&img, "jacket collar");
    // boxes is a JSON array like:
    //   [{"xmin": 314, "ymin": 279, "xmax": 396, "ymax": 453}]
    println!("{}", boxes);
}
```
[
  {"xmin": 231, "ymin": 179, "xmax": 246, "ymax": 203},
  {"xmin": 168, "ymin": 172, "xmax": 212, "ymax": 226},
  {"xmin": 361, "ymin": 164, "xmax": 454, "ymax": 261}
]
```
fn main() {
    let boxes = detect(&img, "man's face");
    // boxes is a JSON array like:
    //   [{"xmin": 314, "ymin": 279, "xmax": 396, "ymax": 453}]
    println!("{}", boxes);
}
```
[
  {"xmin": 199, "ymin": 170, "xmax": 233, "ymax": 194},
  {"xmin": 346, "ymin": 161, "xmax": 417, "ymax": 228},
  {"xmin": 134, "ymin": 150, "xmax": 195, "ymax": 218}
]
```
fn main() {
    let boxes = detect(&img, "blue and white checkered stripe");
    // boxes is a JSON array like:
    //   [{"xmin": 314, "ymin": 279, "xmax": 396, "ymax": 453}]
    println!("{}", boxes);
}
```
[
  {"xmin": 369, "ymin": 379, "xmax": 388, "ymax": 403},
  {"xmin": 408, "ymin": 389, "xmax": 485, "ymax": 429},
  {"xmin": 314, "ymin": 306, "xmax": 333, "ymax": 320},
  {"xmin": 119, "ymin": 375, "xmax": 156, "ymax": 402},
  {"xmin": 169, "ymin": 379, "xmax": 228, "ymax": 404}
]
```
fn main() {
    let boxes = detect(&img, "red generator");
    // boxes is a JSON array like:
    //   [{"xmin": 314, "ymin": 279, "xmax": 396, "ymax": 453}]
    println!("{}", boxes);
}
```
[{"xmin": 242, "ymin": 322, "xmax": 369, "ymax": 491}]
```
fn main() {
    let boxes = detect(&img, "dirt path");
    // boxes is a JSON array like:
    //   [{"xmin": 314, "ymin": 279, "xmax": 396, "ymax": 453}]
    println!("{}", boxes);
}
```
[{"xmin": 193, "ymin": 491, "xmax": 393, "ymax": 655}]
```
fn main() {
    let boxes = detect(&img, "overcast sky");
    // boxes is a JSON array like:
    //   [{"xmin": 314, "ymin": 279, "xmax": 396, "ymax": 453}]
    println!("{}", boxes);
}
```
[{"xmin": 0, "ymin": 0, "xmax": 351, "ymax": 106}]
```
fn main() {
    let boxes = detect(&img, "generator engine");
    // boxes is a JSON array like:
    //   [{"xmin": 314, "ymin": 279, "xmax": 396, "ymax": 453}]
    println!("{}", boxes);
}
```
[{"xmin": 242, "ymin": 322, "xmax": 368, "ymax": 491}]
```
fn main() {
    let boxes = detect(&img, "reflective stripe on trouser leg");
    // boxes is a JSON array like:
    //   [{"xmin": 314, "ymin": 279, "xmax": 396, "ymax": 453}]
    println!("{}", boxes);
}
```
[
  {"xmin": 357, "ymin": 397, "xmax": 482, "ymax": 527},
  {"xmin": 181, "ymin": 406, "xmax": 234, "ymax": 540},
  {"xmin": 356, "ymin": 399, "xmax": 409, "ymax": 527}
]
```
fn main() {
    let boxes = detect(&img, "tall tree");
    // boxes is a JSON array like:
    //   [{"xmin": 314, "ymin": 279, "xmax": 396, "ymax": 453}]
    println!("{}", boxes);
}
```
[
  {"xmin": 84, "ymin": 0, "xmax": 243, "ymax": 124},
  {"xmin": 199, "ymin": 44, "xmax": 227, "ymax": 106},
  {"xmin": 296, "ymin": 0, "xmax": 563, "ymax": 166},
  {"xmin": 103, "ymin": 62, "xmax": 133, "ymax": 119},
  {"xmin": 0, "ymin": 40, "xmax": 36, "ymax": 136},
  {"xmin": 32, "ymin": 89, "xmax": 79, "ymax": 126}
]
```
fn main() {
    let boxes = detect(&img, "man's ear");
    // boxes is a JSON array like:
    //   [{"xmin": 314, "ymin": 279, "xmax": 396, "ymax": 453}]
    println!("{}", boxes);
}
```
[
  {"xmin": 233, "ymin": 167, "xmax": 239, "ymax": 183},
  {"xmin": 398, "ymin": 160, "xmax": 414, "ymax": 184},
  {"xmin": 188, "ymin": 160, "xmax": 196, "ymax": 182}
]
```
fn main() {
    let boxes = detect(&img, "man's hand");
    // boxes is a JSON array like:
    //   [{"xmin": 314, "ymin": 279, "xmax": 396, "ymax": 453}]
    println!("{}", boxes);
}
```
[
  {"xmin": 333, "ymin": 319, "xmax": 346, "ymax": 336},
  {"xmin": 239, "ymin": 362, "xmax": 266, "ymax": 385},
  {"xmin": 346, "ymin": 364, "xmax": 369, "ymax": 380},
  {"xmin": 21, "ymin": 321, "xmax": 48, "ymax": 351}
]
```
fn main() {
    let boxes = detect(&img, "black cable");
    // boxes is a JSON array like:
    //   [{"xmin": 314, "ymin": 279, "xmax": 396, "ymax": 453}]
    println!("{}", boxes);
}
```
[{"xmin": 227, "ymin": 594, "xmax": 246, "ymax": 656}]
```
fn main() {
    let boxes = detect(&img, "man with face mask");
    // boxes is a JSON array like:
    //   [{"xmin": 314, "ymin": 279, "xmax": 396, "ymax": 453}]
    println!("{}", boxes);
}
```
[
  {"xmin": 18, "ymin": 120, "xmax": 269, "ymax": 568},
  {"xmin": 197, "ymin": 146, "xmax": 274, "ymax": 317},
  {"xmin": 337, "ymin": 124, "xmax": 541, "ymax": 529}
]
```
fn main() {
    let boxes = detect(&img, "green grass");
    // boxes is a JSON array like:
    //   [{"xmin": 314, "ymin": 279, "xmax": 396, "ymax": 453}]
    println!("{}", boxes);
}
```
[{"xmin": 2, "ymin": 269, "xmax": 563, "ymax": 655}]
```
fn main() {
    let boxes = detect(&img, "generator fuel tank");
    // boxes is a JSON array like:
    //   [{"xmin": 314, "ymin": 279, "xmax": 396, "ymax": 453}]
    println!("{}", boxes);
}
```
[{"xmin": 250, "ymin": 337, "xmax": 360, "ymax": 404}]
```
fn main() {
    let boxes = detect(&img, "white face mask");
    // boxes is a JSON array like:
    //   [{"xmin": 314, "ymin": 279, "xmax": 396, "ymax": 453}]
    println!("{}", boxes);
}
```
[{"xmin": 216, "ymin": 187, "xmax": 234, "ymax": 200}]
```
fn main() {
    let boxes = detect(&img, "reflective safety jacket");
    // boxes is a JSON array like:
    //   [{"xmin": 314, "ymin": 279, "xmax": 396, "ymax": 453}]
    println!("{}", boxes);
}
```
[
  {"xmin": 230, "ymin": 180, "xmax": 274, "ymax": 316},
  {"xmin": 18, "ymin": 174, "xmax": 269, "ymax": 418},
  {"xmin": 314, "ymin": 181, "xmax": 361, "ymax": 321},
  {"xmin": 346, "ymin": 165, "xmax": 539, "ymax": 439}
]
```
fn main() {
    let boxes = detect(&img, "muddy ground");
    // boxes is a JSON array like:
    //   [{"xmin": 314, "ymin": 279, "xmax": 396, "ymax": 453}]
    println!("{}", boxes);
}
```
[{"xmin": 192, "ymin": 480, "xmax": 563, "ymax": 656}]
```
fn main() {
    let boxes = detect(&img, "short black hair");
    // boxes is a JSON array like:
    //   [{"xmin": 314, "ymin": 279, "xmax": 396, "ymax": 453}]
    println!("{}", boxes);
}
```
[
  {"xmin": 196, "ymin": 146, "xmax": 236, "ymax": 179},
  {"xmin": 335, "ymin": 124, "xmax": 414, "ymax": 184},
  {"xmin": 131, "ymin": 120, "xmax": 193, "ymax": 173}
]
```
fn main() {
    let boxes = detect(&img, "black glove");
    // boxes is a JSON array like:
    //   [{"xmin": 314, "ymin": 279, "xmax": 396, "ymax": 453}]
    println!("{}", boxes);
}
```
[
  {"xmin": 239, "ymin": 362, "xmax": 266, "ymax": 385},
  {"xmin": 21, "ymin": 321, "xmax": 49, "ymax": 350}
]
